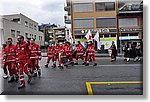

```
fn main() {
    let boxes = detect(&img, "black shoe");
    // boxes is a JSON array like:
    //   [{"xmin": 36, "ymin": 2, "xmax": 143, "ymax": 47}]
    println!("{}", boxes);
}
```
[
  {"xmin": 93, "ymin": 63, "xmax": 97, "ymax": 66},
  {"xmin": 58, "ymin": 64, "xmax": 61, "ymax": 68},
  {"xmin": 15, "ymin": 76, "xmax": 19, "ymax": 83},
  {"xmin": 45, "ymin": 64, "xmax": 48, "ymax": 68},
  {"xmin": 18, "ymin": 84, "xmax": 25, "ymax": 89},
  {"xmin": 75, "ymin": 63, "xmax": 78, "ymax": 65},
  {"xmin": 71, "ymin": 62, "xmax": 74, "ymax": 66},
  {"xmin": 8, "ymin": 77, "xmax": 15, "ymax": 83},
  {"xmin": 27, "ymin": 75, "xmax": 32, "ymax": 84},
  {"xmin": 38, "ymin": 69, "xmax": 41, "ymax": 77},
  {"xmin": 85, "ymin": 63, "xmax": 89, "ymax": 66},
  {"xmin": 52, "ymin": 64, "xmax": 56, "ymax": 68}
]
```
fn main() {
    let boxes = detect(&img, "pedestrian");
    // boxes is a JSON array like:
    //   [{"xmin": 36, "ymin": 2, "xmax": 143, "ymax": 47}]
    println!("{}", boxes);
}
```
[
  {"xmin": 109, "ymin": 41, "xmax": 117, "ymax": 62},
  {"xmin": 123, "ymin": 42, "xmax": 130, "ymax": 61},
  {"xmin": 85, "ymin": 41, "xmax": 97, "ymax": 66},
  {"xmin": 45, "ymin": 43, "xmax": 55, "ymax": 68},
  {"xmin": 29, "ymin": 38, "xmax": 42, "ymax": 77},
  {"xmin": 3, "ymin": 38, "xmax": 18, "ymax": 83},
  {"xmin": 16, "ymin": 35, "xmax": 32, "ymax": 89},
  {"xmin": 127, "ymin": 43, "xmax": 136, "ymax": 62},
  {"xmin": 134, "ymin": 43, "xmax": 142, "ymax": 61},
  {"xmin": 1, "ymin": 43, "xmax": 8, "ymax": 79},
  {"xmin": 75, "ymin": 41, "xmax": 85, "ymax": 65},
  {"xmin": 64, "ymin": 41, "xmax": 74, "ymax": 66}
]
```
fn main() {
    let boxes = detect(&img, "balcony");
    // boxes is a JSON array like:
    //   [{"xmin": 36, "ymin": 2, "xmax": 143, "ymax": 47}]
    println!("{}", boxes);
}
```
[
  {"xmin": 64, "ymin": 14, "xmax": 71, "ymax": 24},
  {"xmin": 64, "ymin": 6, "xmax": 70, "ymax": 12}
]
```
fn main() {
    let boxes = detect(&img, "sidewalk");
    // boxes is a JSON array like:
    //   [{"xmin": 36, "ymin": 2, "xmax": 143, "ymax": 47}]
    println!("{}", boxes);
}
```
[{"xmin": 41, "ymin": 52, "xmax": 124, "ymax": 57}]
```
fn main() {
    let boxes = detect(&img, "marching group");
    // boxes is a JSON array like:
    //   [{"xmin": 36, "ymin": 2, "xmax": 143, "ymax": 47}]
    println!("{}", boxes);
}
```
[{"xmin": 0, "ymin": 35, "xmax": 142, "ymax": 89}]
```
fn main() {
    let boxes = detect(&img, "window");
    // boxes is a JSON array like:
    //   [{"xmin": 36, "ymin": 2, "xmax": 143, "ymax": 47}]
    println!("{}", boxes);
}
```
[
  {"xmin": 12, "ymin": 18, "xmax": 20, "ymax": 23},
  {"xmin": 119, "ymin": 18, "xmax": 138, "ymax": 27},
  {"xmin": 96, "ymin": 18, "xmax": 116, "ymax": 28},
  {"xmin": 39, "ymin": 36, "xmax": 41, "ymax": 40},
  {"xmin": 16, "ymin": 31, "xmax": 20, "ymax": 36},
  {"xmin": 96, "ymin": 2, "xmax": 115, "ymax": 11},
  {"xmin": 34, "ymin": 25, "xmax": 37, "ymax": 30},
  {"xmin": 25, "ymin": 33, "xmax": 28, "ymax": 38},
  {"xmin": 25, "ymin": 21, "xmax": 28, "ymax": 27},
  {"xmin": 73, "ymin": 3, "xmax": 93, "ymax": 12},
  {"xmin": 11, "ymin": 30, "xmax": 15, "ymax": 37},
  {"xmin": 74, "ymin": 18, "xmax": 94, "ymax": 28},
  {"xmin": 41, "ymin": 36, "xmax": 42, "ymax": 40},
  {"xmin": 34, "ymin": 35, "xmax": 36, "ymax": 39}
]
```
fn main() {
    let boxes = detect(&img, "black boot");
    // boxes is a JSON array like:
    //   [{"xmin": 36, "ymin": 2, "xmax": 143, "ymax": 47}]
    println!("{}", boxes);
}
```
[
  {"xmin": 18, "ymin": 83, "xmax": 25, "ymax": 89},
  {"xmin": 93, "ymin": 63, "xmax": 97, "ymax": 66},
  {"xmin": 38, "ymin": 69, "xmax": 41, "ymax": 77},
  {"xmin": 52, "ymin": 64, "xmax": 56, "ymax": 68},
  {"xmin": 82, "ymin": 62, "xmax": 86, "ymax": 65},
  {"xmin": 15, "ymin": 76, "xmax": 19, "ymax": 83},
  {"xmin": 85, "ymin": 63, "xmax": 89, "ymax": 66},
  {"xmin": 75, "ymin": 62, "xmax": 78, "ymax": 65},
  {"xmin": 32, "ymin": 72, "xmax": 37, "ymax": 77},
  {"xmin": 27, "ymin": 75, "xmax": 32, "ymax": 84},
  {"xmin": 8, "ymin": 76, "xmax": 15, "ymax": 83},
  {"xmin": 45, "ymin": 64, "xmax": 48, "ymax": 68}
]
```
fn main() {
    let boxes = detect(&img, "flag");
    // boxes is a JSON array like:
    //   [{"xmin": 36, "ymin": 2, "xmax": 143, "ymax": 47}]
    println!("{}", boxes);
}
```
[
  {"xmin": 85, "ymin": 30, "xmax": 92, "ymax": 41},
  {"xmin": 94, "ymin": 32, "xmax": 99, "ymax": 42},
  {"xmin": 94, "ymin": 32, "xmax": 100, "ymax": 50},
  {"xmin": 69, "ymin": 29, "xmax": 73, "ymax": 44}
]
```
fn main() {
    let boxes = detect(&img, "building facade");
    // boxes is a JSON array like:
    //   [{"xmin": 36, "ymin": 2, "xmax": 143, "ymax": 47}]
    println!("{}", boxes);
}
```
[
  {"xmin": 64, "ymin": 0, "xmax": 143, "ymax": 51},
  {"xmin": 0, "ymin": 13, "xmax": 44, "ymax": 46}
]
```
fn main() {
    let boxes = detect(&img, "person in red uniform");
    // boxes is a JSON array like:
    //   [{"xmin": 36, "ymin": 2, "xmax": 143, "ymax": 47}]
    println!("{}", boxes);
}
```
[
  {"xmin": 85, "ymin": 41, "xmax": 97, "ymax": 66},
  {"xmin": 29, "ymin": 38, "xmax": 41, "ymax": 77},
  {"xmin": 45, "ymin": 43, "xmax": 55, "ymax": 68},
  {"xmin": 64, "ymin": 42, "xmax": 74, "ymax": 65},
  {"xmin": 3, "ymin": 38, "xmax": 18, "ymax": 83},
  {"xmin": 75, "ymin": 41, "xmax": 85, "ymax": 65},
  {"xmin": 1, "ymin": 43, "xmax": 8, "ymax": 79},
  {"xmin": 16, "ymin": 35, "xmax": 32, "ymax": 89},
  {"xmin": 54, "ymin": 42, "xmax": 62, "ymax": 68}
]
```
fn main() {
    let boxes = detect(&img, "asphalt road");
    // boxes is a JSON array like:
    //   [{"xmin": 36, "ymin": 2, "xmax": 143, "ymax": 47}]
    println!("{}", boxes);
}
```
[{"xmin": 0, "ymin": 57, "xmax": 143, "ymax": 95}]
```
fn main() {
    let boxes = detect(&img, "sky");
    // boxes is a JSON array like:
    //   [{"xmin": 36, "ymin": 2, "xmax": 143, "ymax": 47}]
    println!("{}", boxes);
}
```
[{"xmin": 0, "ymin": 0, "xmax": 66, "ymax": 26}]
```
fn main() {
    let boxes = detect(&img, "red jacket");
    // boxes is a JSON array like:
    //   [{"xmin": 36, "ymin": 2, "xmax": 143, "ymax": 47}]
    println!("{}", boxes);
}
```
[
  {"xmin": 16, "ymin": 41, "xmax": 30, "ymax": 60},
  {"xmin": 64, "ymin": 45, "xmax": 72, "ymax": 56},
  {"xmin": 87, "ymin": 44, "xmax": 95, "ymax": 55},
  {"xmin": 55, "ymin": 44, "xmax": 61, "ymax": 54},
  {"xmin": 47, "ymin": 46, "xmax": 55, "ymax": 57},
  {"xmin": 29, "ymin": 43, "xmax": 41, "ymax": 60},
  {"xmin": 76, "ymin": 44, "xmax": 84, "ymax": 55},
  {"xmin": 3, "ymin": 44, "xmax": 16, "ymax": 63}
]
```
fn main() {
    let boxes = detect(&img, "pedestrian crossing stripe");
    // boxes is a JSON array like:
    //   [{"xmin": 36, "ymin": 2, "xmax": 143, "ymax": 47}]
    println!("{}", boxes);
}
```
[{"xmin": 86, "ymin": 81, "xmax": 143, "ymax": 95}]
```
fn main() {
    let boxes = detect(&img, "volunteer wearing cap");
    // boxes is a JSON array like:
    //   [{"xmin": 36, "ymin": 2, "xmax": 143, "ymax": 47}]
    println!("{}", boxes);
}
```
[
  {"xmin": 3, "ymin": 38, "xmax": 18, "ymax": 83},
  {"xmin": 85, "ymin": 41, "xmax": 97, "ymax": 66},
  {"xmin": 16, "ymin": 35, "xmax": 32, "ymax": 89},
  {"xmin": 29, "ymin": 38, "xmax": 42, "ymax": 77}
]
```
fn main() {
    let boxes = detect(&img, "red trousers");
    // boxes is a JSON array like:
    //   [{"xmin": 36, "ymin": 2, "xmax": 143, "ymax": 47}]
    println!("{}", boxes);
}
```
[
  {"xmin": 76, "ymin": 54, "xmax": 84, "ymax": 63},
  {"xmin": 7, "ymin": 61, "xmax": 17, "ymax": 77},
  {"xmin": 66, "ymin": 55, "xmax": 73, "ymax": 62},
  {"xmin": 18, "ymin": 59, "xmax": 31, "ymax": 85},
  {"xmin": 30, "ymin": 59, "xmax": 40, "ymax": 72},
  {"xmin": 46, "ymin": 56, "xmax": 54, "ymax": 64},
  {"xmin": 87, "ymin": 54, "xmax": 96, "ymax": 63}
]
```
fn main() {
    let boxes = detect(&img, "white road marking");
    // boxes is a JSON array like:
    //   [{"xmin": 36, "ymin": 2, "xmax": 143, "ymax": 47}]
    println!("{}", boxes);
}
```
[{"xmin": 76, "ymin": 64, "xmax": 142, "ymax": 67}]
